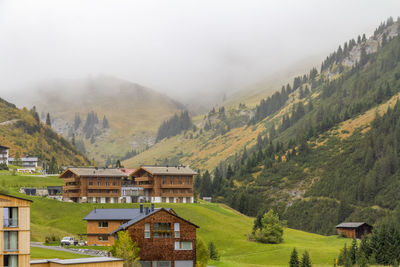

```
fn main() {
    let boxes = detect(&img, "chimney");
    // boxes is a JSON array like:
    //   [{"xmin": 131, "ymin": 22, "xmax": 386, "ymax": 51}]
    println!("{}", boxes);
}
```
[
  {"xmin": 140, "ymin": 204, "xmax": 143, "ymax": 213},
  {"xmin": 151, "ymin": 203, "xmax": 154, "ymax": 211},
  {"xmin": 145, "ymin": 207, "xmax": 149, "ymax": 215}
]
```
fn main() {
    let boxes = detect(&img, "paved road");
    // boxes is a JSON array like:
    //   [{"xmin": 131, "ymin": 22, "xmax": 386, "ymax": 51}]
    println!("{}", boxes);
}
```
[{"xmin": 30, "ymin": 242, "xmax": 94, "ymax": 256}]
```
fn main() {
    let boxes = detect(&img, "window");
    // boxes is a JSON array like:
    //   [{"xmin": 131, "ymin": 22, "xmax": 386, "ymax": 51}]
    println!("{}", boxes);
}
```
[
  {"xmin": 113, "ymin": 177, "xmax": 116, "ymax": 185},
  {"xmin": 153, "ymin": 223, "xmax": 171, "ymax": 238},
  {"xmin": 144, "ymin": 223, "xmax": 150, "ymax": 238},
  {"xmin": 162, "ymin": 176, "xmax": 166, "ymax": 184},
  {"xmin": 186, "ymin": 176, "xmax": 190, "ymax": 184},
  {"xmin": 98, "ymin": 221, "xmax": 108, "ymax": 228},
  {"xmin": 153, "ymin": 261, "xmax": 171, "ymax": 267},
  {"xmin": 174, "ymin": 223, "xmax": 180, "ymax": 238},
  {"xmin": 139, "ymin": 261, "xmax": 151, "ymax": 267},
  {"xmin": 3, "ymin": 255, "xmax": 18, "ymax": 267},
  {"xmin": 3, "ymin": 207, "xmax": 18, "ymax": 227},
  {"xmin": 178, "ymin": 176, "xmax": 182, "ymax": 184},
  {"xmin": 4, "ymin": 231, "xmax": 18, "ymax": 251},
  {"xmin": 175, "ymin": 241, "xmax": 193, "ymax": 250},
  {"xmin": 98, "ymin": 235, "xmax": 109, "ymax": 241},
  {"xmin": 89, "ymin": 178, "xmax": 93, "ymax": 185}
]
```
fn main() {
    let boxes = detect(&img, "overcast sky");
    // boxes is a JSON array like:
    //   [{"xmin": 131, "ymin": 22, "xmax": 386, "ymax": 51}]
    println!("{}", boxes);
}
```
[{"xmin": 1, "ymin": 0, "xmax": 399, "ymax": 105}]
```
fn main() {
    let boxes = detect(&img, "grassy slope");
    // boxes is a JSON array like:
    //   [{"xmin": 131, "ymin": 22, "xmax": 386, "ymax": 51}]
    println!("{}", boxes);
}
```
[
  {"xmin": 1, "ymin": 174, "xmax": 347, "ymax": 266},
  {"xmin": 31, "ymin": 247, "xmax": 90, "ymax": 260}
]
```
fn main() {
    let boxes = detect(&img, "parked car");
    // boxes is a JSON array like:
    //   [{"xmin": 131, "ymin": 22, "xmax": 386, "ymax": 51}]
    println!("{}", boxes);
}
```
[{"xmin": 60, "ymin": 236, "xmax": 78, "ymax": 246}]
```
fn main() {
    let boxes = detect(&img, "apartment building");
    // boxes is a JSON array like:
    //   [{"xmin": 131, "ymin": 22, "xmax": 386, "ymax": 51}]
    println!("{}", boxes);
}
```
[
  {"xmin": 0, "ymin": 145, "xmax": 9, "ymax": 166},
  {"xmin": 0, "ymin": 193, "xmax": 32, "ymax": 267},
  {"xmin": 130, "ymin": 166, "xmax": 197, "ymax": 203},
  {"xmin": 59, "ymin": 168, "xmax": 128, "ymax": 203}
]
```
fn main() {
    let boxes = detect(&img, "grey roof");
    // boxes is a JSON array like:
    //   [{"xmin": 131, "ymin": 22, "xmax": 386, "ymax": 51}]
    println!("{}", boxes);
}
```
[
  {"xmin": 336, "ymin": 222, "xmax": 370, "ymax": 228},
  {"xmin": 8, "ymin": 157, "xmax": 38, "ymax": 162},
  {"xmin": 61, "ymin": 167, "xmax": 128, "ymax": 177},
  {"xmin": 111, "ymin": 208, "xmax": 199, "ymax": 235},
  {"xmin": 30, "ymin": 257, "xmax": 123, "ymax": 265},
  {"xmin": 84, "ymin": 208, "xmax": 167, "ymax": 221},
  {"xmin": 137, "ymin": 165, "xmax": 197, "ymax": 176}
]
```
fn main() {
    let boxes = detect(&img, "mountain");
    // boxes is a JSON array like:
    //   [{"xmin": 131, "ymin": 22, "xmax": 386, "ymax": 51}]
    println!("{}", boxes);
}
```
[
  {"xmin": 0, "ymin": 97, "xmax": 89, "ymax": 167},
  {"xmin": 29, "ymin": 76, "xmax": 185, "ymax": 164},
  {"xmin": 124, "ymin": 18, "xmax": 400, "ymax": 235}
]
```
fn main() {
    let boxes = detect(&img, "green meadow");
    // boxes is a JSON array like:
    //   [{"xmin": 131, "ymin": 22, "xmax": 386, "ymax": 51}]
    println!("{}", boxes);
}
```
[{"xmin": 1, "ymin": 174, "xmax": 347, "ymax": 266}]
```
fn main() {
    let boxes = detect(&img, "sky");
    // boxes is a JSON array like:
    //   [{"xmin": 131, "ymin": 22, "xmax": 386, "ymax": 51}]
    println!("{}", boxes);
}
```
[{"xmin": 0, "ymin": 0, "xmax": 399, "ymax": 105}]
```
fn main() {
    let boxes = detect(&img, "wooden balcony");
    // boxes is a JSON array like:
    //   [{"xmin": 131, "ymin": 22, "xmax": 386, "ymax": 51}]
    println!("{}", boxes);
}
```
[
  {"xmin": 160, "ymin": 183, "xmax": 193, "ymax": 189},
  {"xmin": 63, "ymin": 185, "xmax": 80, "ymax": 190},
  {"xmin": 87, "ymin": 185, "xmax": 120, "ymax": 189},
  {"xmin": 62, "ymin": 177, "xmax": 79, "ymax": 183},
  {"xmin": 134, "ymin": 176, "xmax": 152, "ymax": 182},
  {"xmin": 137, "ymin": 184, "xmax": 153, "ymax": 189},
  {"xmin": 63, "ymin": 192, "xmax": 81, "ymax": 198},
  {"xmin": 87, "ymin": 192, "xmax": 120, "ymax": 197},
  {"xmin": 160, "ymin": 193, "xmax": 193, "ymax": 198}
]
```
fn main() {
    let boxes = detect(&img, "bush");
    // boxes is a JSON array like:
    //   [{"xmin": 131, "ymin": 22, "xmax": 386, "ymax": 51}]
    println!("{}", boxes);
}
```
[{"xmin": 249, "ymin": 209, "xmax": 286, "ymax": 244}]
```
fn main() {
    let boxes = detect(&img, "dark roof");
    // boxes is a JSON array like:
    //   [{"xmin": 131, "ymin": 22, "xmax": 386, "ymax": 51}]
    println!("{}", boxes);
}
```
[
  {"xmin": 132, "ymin": 165, "xmax": 197, "ymax": 176},
  {"xmin": 110, "ymin": 208, "xmax": 199, "ymax": 235},
  {"xmin": 60, "ymin": 167, "xmax": 128, "ymax": 178},
  {"xmin": 8, "ymin": 157, "xmax": 38, "ymax": 162},
  {"xmin": 84, "ymin": 208, "xmax": 169, "ymax": 221},
  {"xmin": 0, "ymin": 145, "xmax": 9, "ymax": 150},
  {"xmin": 30, "ymin": 257, "xmax": 123, "ymax": 265},
  {"xmin": 0, "ymin": 193, "xmax": 33, "ymax": 202},
  {"xmin": 336, "ymin": 222, "xmax": 371, "ymax": 228}
]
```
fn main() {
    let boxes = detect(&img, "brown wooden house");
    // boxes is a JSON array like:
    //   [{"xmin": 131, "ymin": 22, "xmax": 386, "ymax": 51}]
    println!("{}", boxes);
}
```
[
  {"xmin": 59, "ymin": 168, "xmax": 128, "ymax": 203},
  {"xmin": 130, "ymin": 166, "xmax": 197, "ymax": 203},
  {"xmin": 110, "ymin": 207, "xmax": 199, "ymax": 267},
  {"xmin": 336, "ymin": 222, "xmax": 373, "ymax": 239}
]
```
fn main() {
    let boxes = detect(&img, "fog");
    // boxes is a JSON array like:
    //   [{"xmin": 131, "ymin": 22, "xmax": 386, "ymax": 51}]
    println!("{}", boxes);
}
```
[{"xmin": 0, "ymin": 0, "xmax": 399, "ymax": 106}]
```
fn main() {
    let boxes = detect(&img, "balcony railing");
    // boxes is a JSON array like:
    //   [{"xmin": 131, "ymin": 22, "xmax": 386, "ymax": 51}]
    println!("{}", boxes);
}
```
[
  {"xmin": 160, "ymin": 183, "xmax": 193, "ymax": 189},
  {"xmin": 3, "ymin": 219, "xmax": 18, "ymax": 228}
]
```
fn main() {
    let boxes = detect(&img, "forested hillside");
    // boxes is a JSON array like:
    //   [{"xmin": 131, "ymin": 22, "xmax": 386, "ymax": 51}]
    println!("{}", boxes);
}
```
[
  {"xmin": 191, "ymin": 17, "xmax": 400, "ymax": 235},
  {"xmin": 0, "ymin": 98, "xmax": 89, "ymax": 168}
]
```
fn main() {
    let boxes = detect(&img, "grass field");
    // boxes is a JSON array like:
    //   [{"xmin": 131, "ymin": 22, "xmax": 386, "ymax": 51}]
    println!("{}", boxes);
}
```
[
  {"xmin": 0, "ymin": 173, "xmax": 347, "ymax": 266},
  {"xmin": 30, "ymin": 246, "xmax": 90, "ymax": 259}
]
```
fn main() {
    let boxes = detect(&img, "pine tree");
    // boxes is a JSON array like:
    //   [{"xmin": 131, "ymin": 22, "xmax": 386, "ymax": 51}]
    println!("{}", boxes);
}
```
[
  {"xmin": 115, "ymin": 160, "xmax": 122, "ymax": 168},
  {"xmin": 74, "ymin": 113, "xmax": 81, "ymax": 130},
  {"xmin": 208, "ymin": 242, "xmax": 219, "ymax": 260},
  {"xmin": 200, "ymin": 171, "xmax": 212, "ymax": 197},
  {"xmin": 349, "ymin": 238, "xmax": 357, "ymax": 265},
  {"xmin": 102, "ymin": 115, "xmax": 109, "ymax": 128},
  {"xmin": 46, "ymin": 113, "xmax": 52, "ymax": 127},
  {"xmin": 301, "ymin": 251, "xmax": 312, "ymax": 267},
  {"xmin": 290, "ymin": 248, "xmax": 300, "ymax": 267},
  {"xmin": 71, "ymin": 133, "xmax": 76, "ymax": 146}
]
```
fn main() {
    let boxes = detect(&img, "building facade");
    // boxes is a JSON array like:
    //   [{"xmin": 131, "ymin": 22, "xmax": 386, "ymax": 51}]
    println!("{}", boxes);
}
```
[
  {"xmin": 8, "ymin": 157, "xmax": 38, "ymax": 170},
  {"xmin": 111, "ymin": 208, "xmax": 198, "ymax": 267},
  {"xmin": 0, "ymin": 193, "xmax": 32, "ymax": 267},
  {"xmin": 59, "ymin": 168, "xmax": 128, "ymax": 203},
  {"xmin": 0, "ymin": 145, "xmax": 9, "ymax": 166},
  {"xmin": 336, "ymin": 222, "xmax": 373, "ymax": 239},
  {"xmin": 131, "ymin": 166, "xmax": 197, "ymax": 203}
]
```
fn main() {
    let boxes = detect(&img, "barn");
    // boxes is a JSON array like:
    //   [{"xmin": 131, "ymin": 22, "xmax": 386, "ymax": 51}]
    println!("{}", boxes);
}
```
[{"xmin": 336, "ymin": 222, "xmax": 373, "ymax": 239}]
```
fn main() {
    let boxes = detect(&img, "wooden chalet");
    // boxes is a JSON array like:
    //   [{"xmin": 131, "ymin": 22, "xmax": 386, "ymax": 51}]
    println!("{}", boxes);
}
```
[
  {"xmin": 336, "ymin": 222, "xmax": 373, "ymax": 239},
  {"xmin": 59, "ymin": 168, "xmax": 128, "ymax": 203},
  {"xmin": 0, "ymin": 193, "xmax": 32, "ymax": 267},
  {"xmin": 111, "ymin": 206, "xmax": 199, "ymax": 267},
  {"xmin": 130, "ymin": 165, "xmax": 197, "ymax": 203}
]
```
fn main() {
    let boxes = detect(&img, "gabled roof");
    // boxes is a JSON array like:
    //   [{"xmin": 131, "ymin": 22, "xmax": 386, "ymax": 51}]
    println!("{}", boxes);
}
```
[
  {"xmin": 0, "ymin": 193, "xmax": 33, "ymax": 202},
  {"xmin": 336, "ymin": 222, "xmax": 371, "ymax": 228},
  {"xmin": 110, "ymin": 208, "xmax": 199, "ymax": 235},
  {"xmin": 83, "ymin": 208, "xmax": 167, "ymax": 221},
  {"xmin": 8, "ymin": 157, "xmax": 38, "ymax": 162},
  {"xmin": 131, "ymin": 165, "xmax": 197, "ymax": 176},
  {"xmin": 59, "ymin": 167, "xmax": 128, "ymax": 178}
]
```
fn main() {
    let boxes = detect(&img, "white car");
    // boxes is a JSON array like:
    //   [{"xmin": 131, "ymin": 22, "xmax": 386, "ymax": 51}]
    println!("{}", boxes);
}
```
[{"xmin": 60, "ymin": 237, "xmax": 78, "ymax": 246}]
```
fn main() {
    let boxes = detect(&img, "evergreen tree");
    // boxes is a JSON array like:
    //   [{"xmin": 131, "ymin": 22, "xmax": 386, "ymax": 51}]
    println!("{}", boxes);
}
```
[
  {"xmin": 71, "ymin": 133, "xmax": 75, "ymax": 146},
  {"xmin": 46, "ymin": 113, "xmax": 52, "ymax": 127},
  {"xmin": 200, "ymin": 171, "xmax": 212, "ymax": 197},
  {"xmin": 102, "ymin": 115, "xmax": 109, "ymax": 128},
  {"xmin": 208, "ymin": 242, "xmax": 219, "ymax": 260},
  {"xmin": 301, "ymin": 251, "xmax": 312, "ymax": 267},
  {"xmin": 290, "ymin": 248, "xmax": 300, "ymax": 267},
  {"xmin": 115, "ymin": 159, "xmax": 122, "ymax": 168},
  {"xmin": 212, "ymin": 167, "xmax": 223, "ymax": 195},
  {"xmin": 349, "ymin": 238, "xmax": 357, "ymax": 265},
  {"xmin": 74, "ymin": 113, "xmax": 81, "ymax": 130}
]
